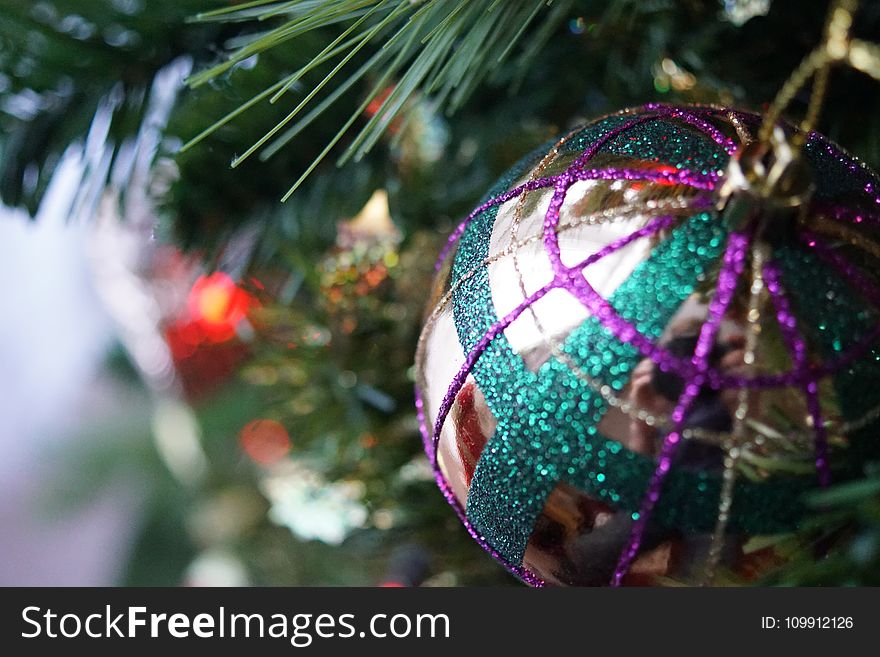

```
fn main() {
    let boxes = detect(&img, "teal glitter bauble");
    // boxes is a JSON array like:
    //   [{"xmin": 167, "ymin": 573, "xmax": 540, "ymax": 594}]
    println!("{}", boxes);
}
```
[{"xmin": 415, "ymin": 104, "xmax": 880, "ymax": 586}]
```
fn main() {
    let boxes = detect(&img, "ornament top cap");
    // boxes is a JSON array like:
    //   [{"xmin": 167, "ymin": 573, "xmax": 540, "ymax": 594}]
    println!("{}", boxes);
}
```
[
  {"xmin": 716, "ymin": 125, "xmax": 814, "ymax": 235},
  {"xmin": 719, "ymin": 126, "xmax": 814, "ymax": 206}
]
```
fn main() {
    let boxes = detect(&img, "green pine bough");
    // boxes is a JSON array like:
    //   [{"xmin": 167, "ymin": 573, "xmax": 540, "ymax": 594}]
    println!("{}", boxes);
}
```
[{"xmin": 182, "ymin": 0, "xmax": 573, "ymax": 200}]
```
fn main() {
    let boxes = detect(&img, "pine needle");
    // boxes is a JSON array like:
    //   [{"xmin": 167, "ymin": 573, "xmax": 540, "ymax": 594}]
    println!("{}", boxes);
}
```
[
  {"xmin": 186, "ymin": 0, "xmax": 568, "ymax": 199},
  {"xmin": 268, "ymin": 0, "xmax": 389, "ymax": 104},
  {"xmin": 230, "ymin": 1, "xmax": 409, "ymax": 169}
]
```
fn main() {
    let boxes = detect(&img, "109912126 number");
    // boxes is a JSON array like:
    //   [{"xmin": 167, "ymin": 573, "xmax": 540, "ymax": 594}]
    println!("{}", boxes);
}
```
[{"xmin": 785, "ymin": 617, "xmax": 853, "ymax": 629}]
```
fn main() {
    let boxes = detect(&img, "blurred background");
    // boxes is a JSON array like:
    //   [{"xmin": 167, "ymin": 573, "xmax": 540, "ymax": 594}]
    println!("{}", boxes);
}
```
[{"xmin": 1, "ymin": 0, "xmax": 879, "ymax": 586}]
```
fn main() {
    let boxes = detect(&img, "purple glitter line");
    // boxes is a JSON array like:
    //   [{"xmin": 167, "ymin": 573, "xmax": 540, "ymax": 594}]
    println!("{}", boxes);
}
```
[
  {"xmin": 415, "ymin": 391, "xmax": 431, "ymax": 456},
  {"xmin": 819, "ymin": 204, "xmax": 880, "ymax": 228},
  {"xmin": 437, "ymin": 101, "xmax": 732, "ymax": 273},
  {"xmin": 711, "ymin": 323, "xmax": 880, "ymax": 390},
  {"xmin": 421, "ymin": 211, "xmax": 681, "ymax": 585},
  {"xmin": 571, "ymin": 115, "xmax": 656, "ymax": 170},
  {"xmin": 571, "ymin": 213, "xmax": 682, "ymax": 271},
  {"xmin": 430, "ymin": 282, "xmax": 557, "ymax": 459},
  {"xmin": 541, "ymin": 163, "xmax": 876, "ymax": 392},
  {"xmin": 429, "ymin": 212, "xmax": 681, "ymax": 460},
  {"xmin": 641, "ymin": 103, "xmax": 738, "ymax": 153},
  {"xmin": 611, "ymin": 230, "xmax": 750, "ymax": 586},
  {"xmin": 664, "ymin": 108, "xmax": 738, "ymax": 154},
  {"xmin": 415, "ymin": 389, "xmax": 546, "ymax": 587},
  {"xmin": 763, "ymin": 260, "xmax": 832, "ymax": 487},
  {"xmin": 541, "ymin": 169, "xmax": 710, "ymax": 380},
  {"xmin": 573, "ymin": 166, "xmax": 718, "ymax": 190},
  {"xmin": 801, "ymin": 232, "xmax": 880, "ymax": 309},
  {"xmin": 544, "ymin": 173, "xmax": 575, "ymax": 278},
  {"xmin": 434, "ymin": 175, "xmax": 563, "ymax": 271}
]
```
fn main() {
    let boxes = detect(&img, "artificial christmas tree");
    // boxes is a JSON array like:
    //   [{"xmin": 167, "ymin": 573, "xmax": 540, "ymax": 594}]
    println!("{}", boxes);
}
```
[{"xmin": 1, "ymin": 0, "xmax": 879, "ymax": 586}]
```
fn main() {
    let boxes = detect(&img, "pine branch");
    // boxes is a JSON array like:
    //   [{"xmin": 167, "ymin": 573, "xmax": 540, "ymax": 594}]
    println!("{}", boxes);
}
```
[
  {"xmin": 183, "ymin": 0, "xmax": 572, "ymax": 200},
  {"xmin": 0, "ymin": 0, "xmax": 217, "ymax": 215},
  {"xmin": 761, "ymin": 463, "xmax": 880, "ymax": 586}
]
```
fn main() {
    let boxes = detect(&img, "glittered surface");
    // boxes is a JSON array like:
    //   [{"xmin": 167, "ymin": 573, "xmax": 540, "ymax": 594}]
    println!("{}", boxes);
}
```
[{"xmin": 416, "ymin": 104, "xmax": 880, "ymax": 584}]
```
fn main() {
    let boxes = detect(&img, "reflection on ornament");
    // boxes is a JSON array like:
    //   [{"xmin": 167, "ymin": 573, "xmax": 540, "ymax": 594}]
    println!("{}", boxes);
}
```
[{"xmin": 415, "ymin": 104, "xmax": 880, "ymax": 586}]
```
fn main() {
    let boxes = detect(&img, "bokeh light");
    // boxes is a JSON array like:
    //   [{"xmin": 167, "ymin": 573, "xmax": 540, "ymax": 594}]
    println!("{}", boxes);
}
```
[{"xmin": 239, "ymin": 419, "xmax": 291, "ymax": 466}]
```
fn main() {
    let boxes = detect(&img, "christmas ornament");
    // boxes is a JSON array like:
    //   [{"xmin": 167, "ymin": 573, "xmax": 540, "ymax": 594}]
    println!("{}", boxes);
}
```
[
  {"xmin": 318, "ymin": 190, "xmax": 401, "ymax": 334},
  {"xmin": 262, "ymin": 461, "xmax": 368, "ymax": 545},
  {"xmin": 415, "ymin": 103, "xmax": 880, "ymax": 586}
]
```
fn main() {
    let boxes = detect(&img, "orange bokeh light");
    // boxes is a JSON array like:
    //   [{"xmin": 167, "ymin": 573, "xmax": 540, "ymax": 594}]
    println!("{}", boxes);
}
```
[
  {"xmin": 239, "ymin": 419, "xmax": 291, "ymax": 466},
  {"xmin": 187, "ymin": 272, "xmax": 256, "ymax": 342}
]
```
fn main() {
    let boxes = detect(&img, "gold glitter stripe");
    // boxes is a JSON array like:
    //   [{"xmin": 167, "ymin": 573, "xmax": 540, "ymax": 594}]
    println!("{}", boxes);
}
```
[{"xmin": 700, "ymin": 242, "xmax": 769, "ymax": 585}]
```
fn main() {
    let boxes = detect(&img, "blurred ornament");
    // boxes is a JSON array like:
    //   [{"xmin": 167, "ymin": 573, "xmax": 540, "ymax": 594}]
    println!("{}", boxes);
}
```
[
  {"xmin": 721, "ymin": 0, "xmax": 771, "ymax": 26},
  {"xmin": 336, "ymin": 189, "xmax": 399, "ymax": 247},
  {"xmin": 365, "ymin": 85, "xmax": 449, "ymax": 171},
  {"xmin": 392, "ymin": 98, "xmax": 450, "ymax": 172},
  {"xmin": 261, "ymin": 461, "xmax": 368, "ymax": 545},
  {"xmin": 319, "ymin": 190, "xmax": 401, "ymax": 332},
  {"xmin": 165, "ymin": 272, "xmax": 256, "ymax": 355},
  {"xmin": 653, "ymin": 58, "xmax": 697, "ymax": 94},
  {"xmin": 415, "ymin": 104, "xmax": 880, "ymax": 586}
]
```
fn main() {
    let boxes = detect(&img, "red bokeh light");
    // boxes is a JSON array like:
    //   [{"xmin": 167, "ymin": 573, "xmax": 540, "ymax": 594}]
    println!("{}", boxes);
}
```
[
  {"xmin": 165, "ymin": 272, "xmax": 257, "ymax": 360},
  {"xmin": 364, "ymin": 85, "xmax": 402, "ymax": 134},
  {"xmin": 239, "ymin": 419, "xmax": 292, "ymax": 466},
  {"xmin": 188, "ymin": 272, "xmax": 255, "ymax": 342}
]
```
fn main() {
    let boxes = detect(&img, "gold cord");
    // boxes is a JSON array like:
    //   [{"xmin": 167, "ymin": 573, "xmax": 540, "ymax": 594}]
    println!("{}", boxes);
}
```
[{"xmin": 759, "ymin": 0, "xmax": 879, "ymax": 147}]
